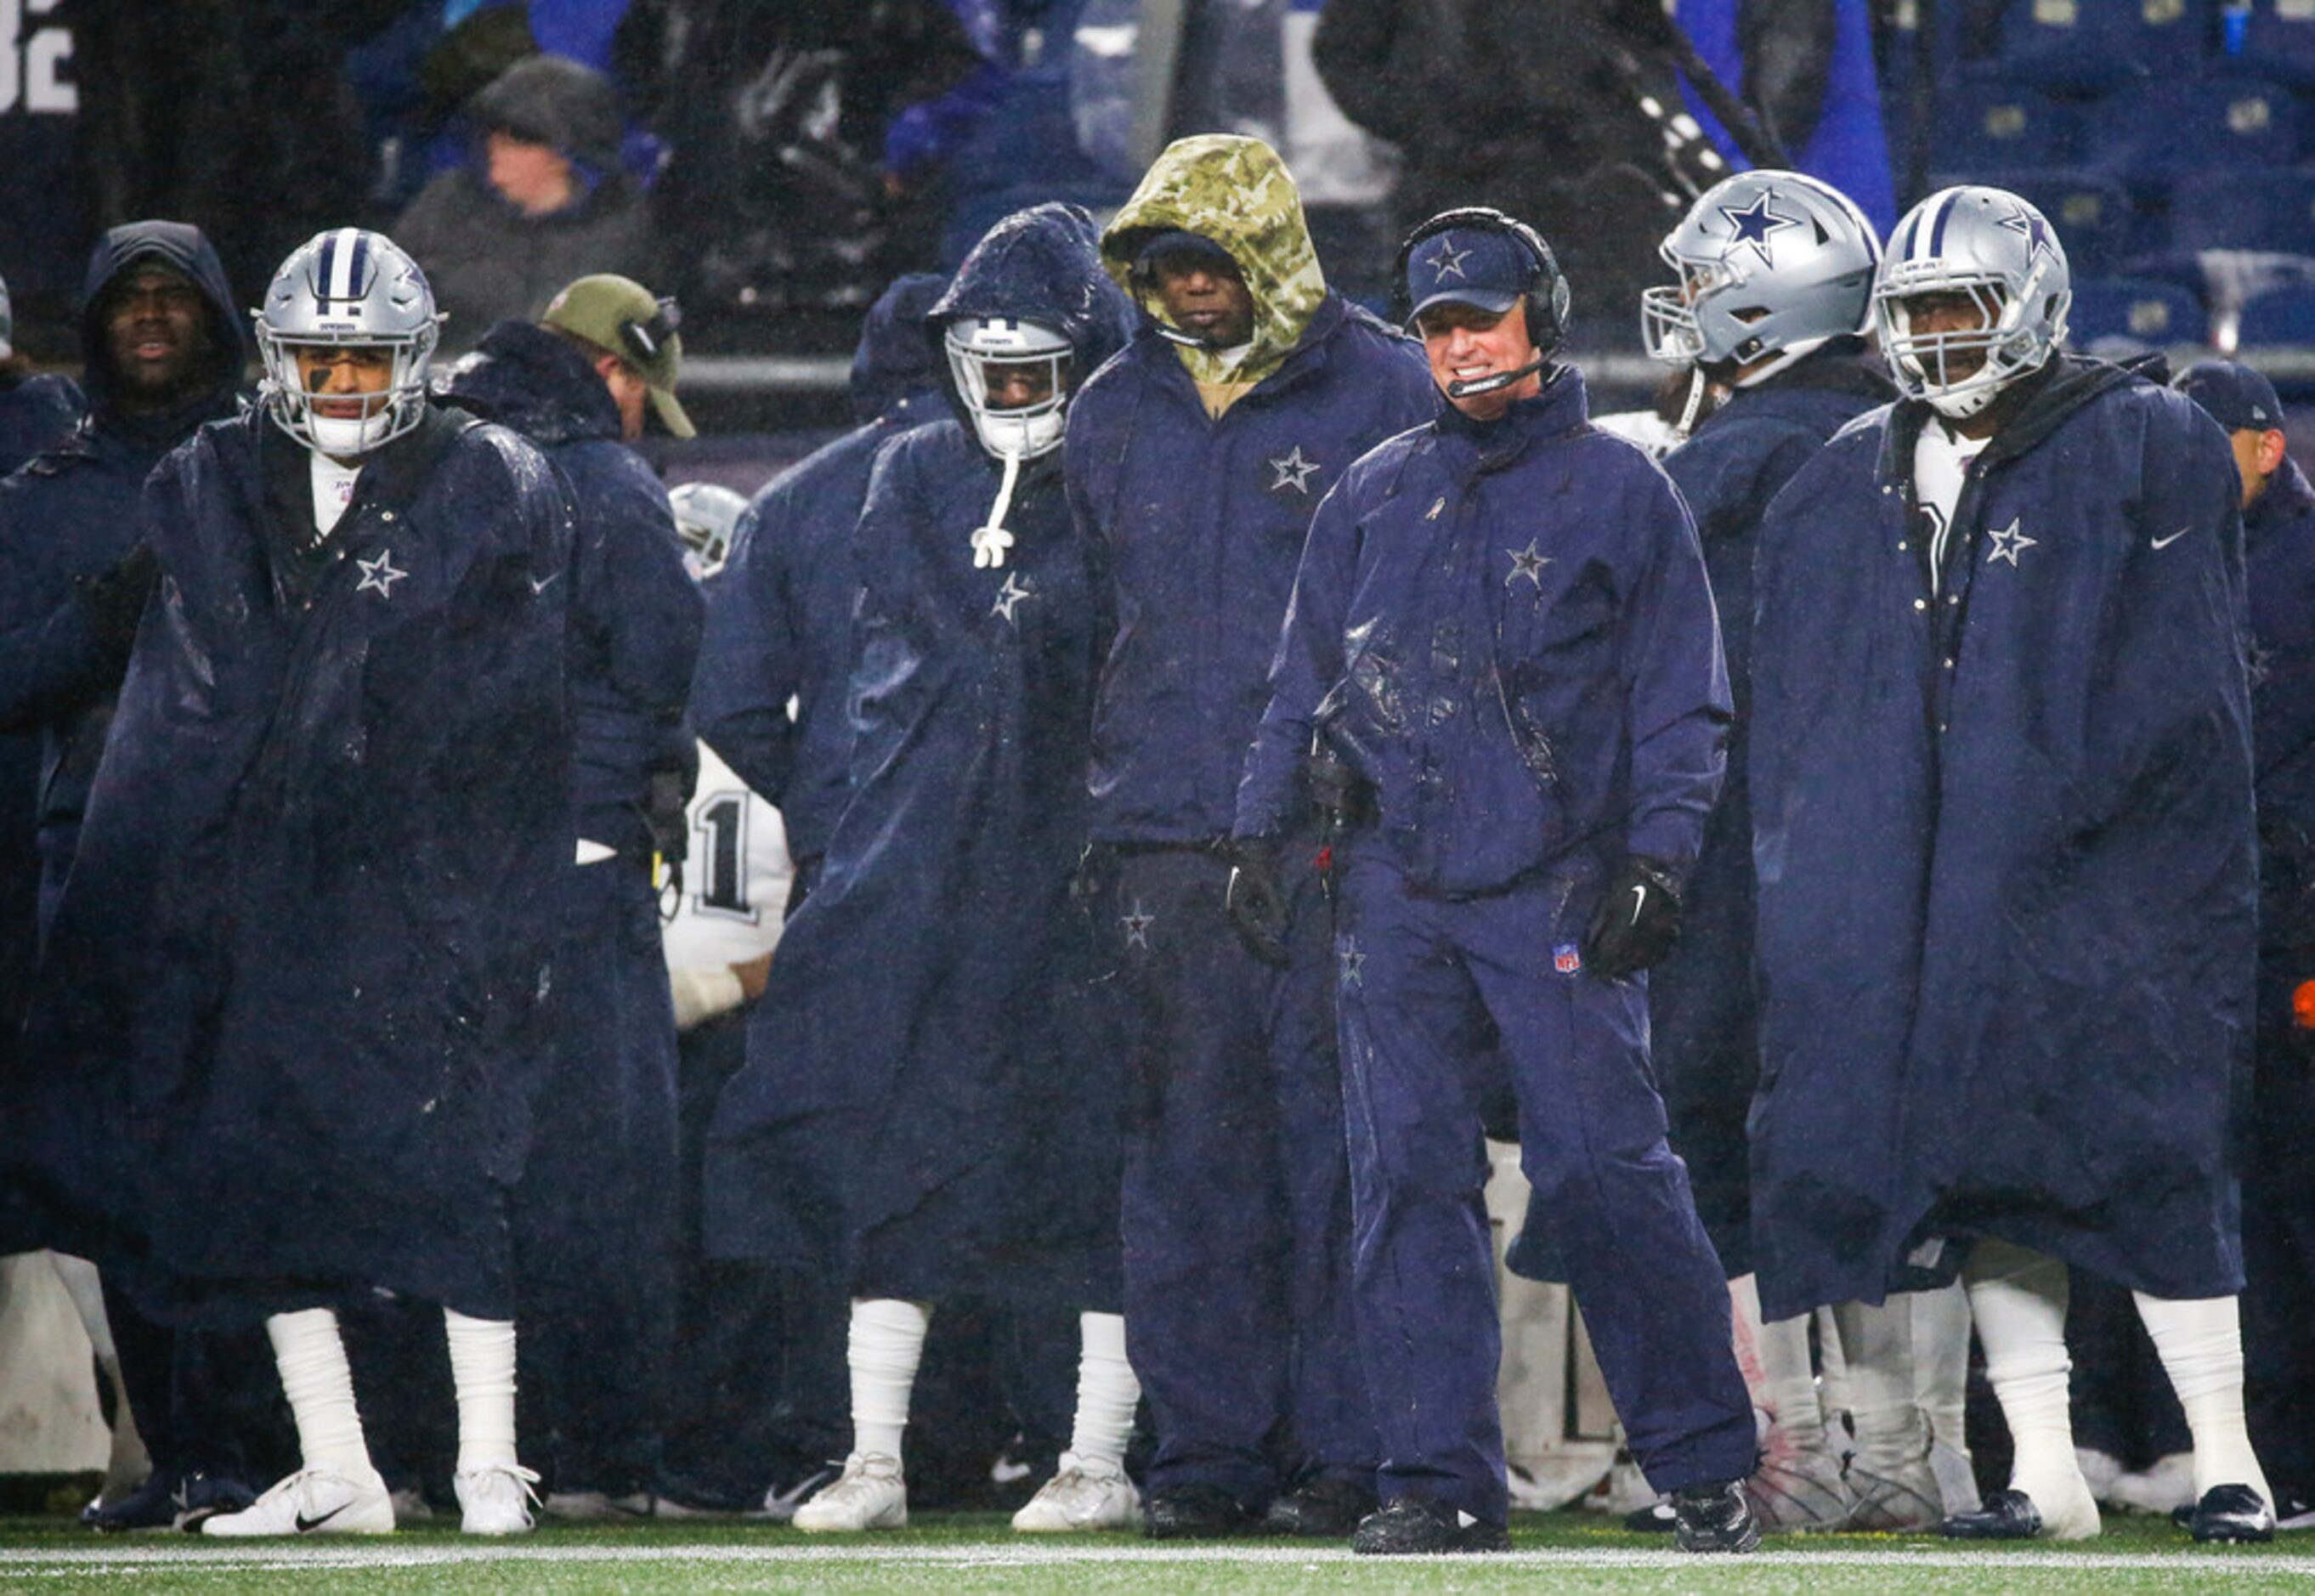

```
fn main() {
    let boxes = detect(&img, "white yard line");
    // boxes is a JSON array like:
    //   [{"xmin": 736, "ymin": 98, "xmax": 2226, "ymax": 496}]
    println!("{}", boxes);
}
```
[{"xmin": 2, "ymin": 1542, "xmax": 2311, "ymax": 1573}]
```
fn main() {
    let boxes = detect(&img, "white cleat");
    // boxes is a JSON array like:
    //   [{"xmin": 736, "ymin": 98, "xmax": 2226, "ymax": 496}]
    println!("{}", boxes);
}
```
[
  {"xmin": 455, "ymin": 1463, "xmax": 541, "ymax": 1535},
  {"xmin": 1011, "ymin": 1453, "xmax": 1141, "ymax": 1532},
  {"xmin": 791, "ymin": 1452, "xmax": 907, "ymax": 1532},
  {"xmin": 201, "ymin": 1465, "xmax": 394, "ymax": 1537}
]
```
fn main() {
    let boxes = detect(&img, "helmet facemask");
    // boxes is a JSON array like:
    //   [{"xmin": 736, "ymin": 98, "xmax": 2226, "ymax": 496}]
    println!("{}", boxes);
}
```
[
  {"xmin": 254, "ymin": 229, "xmax": 441, "ymax": 457},
  {"xmin": 1873, "ymin": 186, "xmax": 2072, "ymax": 422},
  {"xmin": 1876, "ymin": 262, "xmax": 2063, "ymax": 420},
  {"xmin": 944, "ymin": 317, "xmax": 1073, "ymax": 462}
]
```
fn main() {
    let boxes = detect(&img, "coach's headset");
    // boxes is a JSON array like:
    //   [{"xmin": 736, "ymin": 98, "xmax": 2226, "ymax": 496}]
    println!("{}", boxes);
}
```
[
  {"xmin": 618, "ymin": 296, "xmax": 682, "ymax": 366},
  {"xmin": 1390, "ymin": 207, "xmax": 1571, "ymax": 400}
]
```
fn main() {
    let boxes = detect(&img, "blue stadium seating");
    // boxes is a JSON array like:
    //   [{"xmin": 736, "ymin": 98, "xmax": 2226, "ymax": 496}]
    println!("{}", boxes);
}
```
[
  {"xmin": 2077, "ymin": 75, "xmax": 2303, "ymax": 190},
  {"xmin": 2065, "ymin": 276, "xmax": 2210, "ymax": 348},
  {"xmin": 2239, "ymin": 282, "xmax": 2315, "ymax": 344},
  {"xmin": 1979, "ymin": 0, "xmax": 2210, "ymax": 93},
  {"xmin": 2166, "ymin": 168, "xmax": 2315, "ymax": 254},
  {"xmin": 1931, "ymin": 167, "xmax": 2146, "ymax": 274},
  {"xmin": 1931, "ymin": 80, "xmax": 2081, "ymax": 173}
]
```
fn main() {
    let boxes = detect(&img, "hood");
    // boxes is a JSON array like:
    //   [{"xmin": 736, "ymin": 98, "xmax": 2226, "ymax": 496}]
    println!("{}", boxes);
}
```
[
  {"xmin": 435, "ymin": 317, "xmax": 621, "ymax": 446},
  {"xmin": 76, "ymin": 220, "xmax": 246, "ymax": 411},
  {"xmin": 850, "ymin": 271, "xmax": 948, "ymax": 424},
  {"xmin": 928, "ymin": 202, "xmax": 1135, "ymax": 431},
  {"xmin": 467, "ymin": 54, "xmax": 625, "ymax": 174},
  {"xmin": 1100, "ymin": 134, "xmax": 1327, "ymax": 389}
]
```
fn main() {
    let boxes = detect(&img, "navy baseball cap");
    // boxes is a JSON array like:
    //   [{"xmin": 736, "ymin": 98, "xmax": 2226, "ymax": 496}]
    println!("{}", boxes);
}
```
[
  {"xmin": 1405, "ymin": 225, "xmax": 1535, "ymax": 324},
  {"xmin": 2176, "ymin": 360, "xmax": 2285, "ymax": 433}
]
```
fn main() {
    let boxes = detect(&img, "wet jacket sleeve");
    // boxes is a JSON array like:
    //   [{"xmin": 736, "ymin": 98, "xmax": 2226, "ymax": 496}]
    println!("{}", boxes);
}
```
[
  {"xmin": 580, "ymin": 461, "xmax": 706, "ymax": 729},
  {"xmin": 693, "ymin": 488, "xmax": 802, "ymax": 804},
  {"xmin": 0, "ymin": 506, "xmax": 127, "ymax": 733},
  {"xmin": 1617, "ymin": 465, "xmax": 1732, "ymax": 870},
  {"xmin": 1235, "ymin": 477, "xmax": 1361, "ymax": 840}
]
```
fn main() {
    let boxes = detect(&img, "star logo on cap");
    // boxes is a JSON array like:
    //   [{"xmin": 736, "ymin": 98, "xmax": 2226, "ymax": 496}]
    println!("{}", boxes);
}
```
[
  {"xmin": 1270, "ymin": 445, "xmax": 1321, "ymax": 495},
  {"xmin": 1429, "ymin": 240, "xmax": 1472, "ymax": 282},
  {"xmin": 1718, "ymin": 192, "xmax": 1801, "ymax": 268},
  {"xmin": 1504, "ymin": 538, "xmax": 1551, "ymax": 590},
  {"xmin": 990, "ymin": 571, "xmax": 1034, "ymax": 625},
  {"xmin": 1984, "ymin": 517, "xmax": 2037, "ymax": 568},
  {"xmin": 355, "ymin": 548, "xmax": 407, "ymax": 597}
]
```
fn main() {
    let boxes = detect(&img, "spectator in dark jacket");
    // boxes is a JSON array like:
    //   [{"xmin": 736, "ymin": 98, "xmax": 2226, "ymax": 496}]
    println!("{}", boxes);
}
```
[{"xmin": 396, "ymin": 54, "xmax": 660, "ymax": 352}]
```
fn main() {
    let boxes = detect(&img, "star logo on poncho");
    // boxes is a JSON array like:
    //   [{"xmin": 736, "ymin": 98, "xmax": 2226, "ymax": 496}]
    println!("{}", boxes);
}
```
[
  {"xmin": 1270, "ymin": 445, "xmax": 1321, "ymax": 495},
  {"xmin": 1997, "ymin": 202, "xmax": 2057, "ymax": 263},
  {"xmin": 2250, "ymin": 642, "xmax": 2274, "ymax": 688},
  {"xmin": 1120, "ymin": 900, "xmax": 1155, "ymax": 949},
  {"xmin": 1429, "ymin": 240, "xmax": 1471, "ymax": 282},
  {"xmin": 1339, "ymin": 940, "xmax": 1366, "ymax": 988},
  {"xmin": 1984, "ymin": 517, "xmax": 2037, "ymax": 568},
  {"xmin": 355, "ymin": 548, "xmax": 407, "ymax": 597},
  {"xmin": 1718, "ymin": 192, "xmax": 1801, "ymax": 268},
  {"xmin": 1504, "ymin": 538, "xmax": 1551, "ymax": 590},
  {"xmin": 990, "ymin": 572, "xmax": 1034, "ymax": 625}
]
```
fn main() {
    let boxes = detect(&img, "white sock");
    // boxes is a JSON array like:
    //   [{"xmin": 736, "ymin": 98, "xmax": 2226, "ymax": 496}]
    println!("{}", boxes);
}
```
[
  {"xmin": 1756, "ymin": 1308, "xmax": 1826, "ymax": 1452},
  {"xmin": 1911, "ymin": 1280, "xmax": 1973, "ymax": 1459},
  {"xmin": 849, "ymin": 1299, "xmax": 931, "ymax": 1464},
  {"xmin": 2132, "ymin": 1292, "xmax": 2271, "ymax": 1503},
  {"xmin": 443, "ymin": 1309, "xmax": 520, "ymax": 1473},
  {"xmin": 1831, "ymin": 1298, "xmax": 1928, "ymax": 1465},
  {"xmin": 267, "ymin": 1308, "xmax": 375, "ymax": 1478},
  {"xmin": 1067, "ymin": 1311, "xmax": 1139, "ymax": 1472},
  {"xmin": 1961, "ymin": 1241, "xmax": 2085, "ymax": 1513}
]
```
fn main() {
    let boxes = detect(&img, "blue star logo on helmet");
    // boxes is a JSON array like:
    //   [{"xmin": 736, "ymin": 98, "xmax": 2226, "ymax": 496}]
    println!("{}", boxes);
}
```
[
  {"xmin": 1996, "ymin": 203, "xmax": 2056, "ymax": 262},
  {"xmin": 1717, "ymin": 192, "xmax": 1801, "ymax": 268},
  {"xmin": 1428, "ymin": 240, "xmax": 1472, "ymax": 282}
]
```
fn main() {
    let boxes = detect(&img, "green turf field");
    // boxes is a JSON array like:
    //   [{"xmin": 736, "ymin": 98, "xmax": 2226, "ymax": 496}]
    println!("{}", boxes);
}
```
[{"xmin": 2, "ymin": 1510, "xmax": 2307, "ymax": 1592}]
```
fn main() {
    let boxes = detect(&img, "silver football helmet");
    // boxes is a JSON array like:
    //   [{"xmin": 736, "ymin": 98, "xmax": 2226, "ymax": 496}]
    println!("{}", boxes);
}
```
[
  {"xmin": 1875, "ymin": 185, "xmax": 2072, "ymax": 421},
  {"xmin": 1641, "ymin": 170, "xmax": 1880, "ymax": 386},
  {"xmin": 669, "ymin": 481, "xmax": 749, "ymax": 580},
  {"xmin": 254, "ymin": 228, "xmax": 441, "ymax": 456},
  {"xmin": 943, "ymin": 315, "xmax": 1073, "ymax": 461}
]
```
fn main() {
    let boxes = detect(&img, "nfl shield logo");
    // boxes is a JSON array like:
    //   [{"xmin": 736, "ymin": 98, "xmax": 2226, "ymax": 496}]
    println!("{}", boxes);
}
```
[{"xmin": 1554, "ymin": 943, "xmax": 1582, "ymax": 975}]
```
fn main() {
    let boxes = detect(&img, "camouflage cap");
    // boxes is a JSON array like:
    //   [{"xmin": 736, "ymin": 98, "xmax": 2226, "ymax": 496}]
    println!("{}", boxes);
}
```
[{"xmin": 541, "ymin": 273, "xmax": 695, "ymax": 439}]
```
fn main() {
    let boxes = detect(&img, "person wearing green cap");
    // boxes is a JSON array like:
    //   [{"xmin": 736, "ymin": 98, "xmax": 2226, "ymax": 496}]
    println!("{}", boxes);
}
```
[{"xmin": 439, "ymin": 274, "xmax": 705, "ymax": 1520}]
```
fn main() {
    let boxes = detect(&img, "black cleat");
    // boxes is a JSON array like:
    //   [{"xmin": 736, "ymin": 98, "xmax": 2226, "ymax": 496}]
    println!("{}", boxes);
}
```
[
  {"xmin": 1672, "ymin": 1479, "xmax": 1761, "ymax": 1554},
  {"xmin": 2179, "ymin": 1485, "xmax": 2275, "ymax": 1543},
  {"xmin": 1622, "ymin": 1499, "xmax": 1678, "ymax": 1532},
  {"xmin": 1939, "ymin": 1486, "xmax": 2043, "ymax": 1540},
  {"xmin": 1350, "ymin": 1496, "xmax": 1511, "ymax": 1555},
  {"xmin": 1143, "ymin": 1482, "xmax": 1263, "ymax": 1539},
  {"xmin": 1263, "ymin": 1475, "xmax": 1378, "ymax": 1537},
  {"xmin": 88, "ymin": 1469, "xmax": 257, "ymax": 1533}
]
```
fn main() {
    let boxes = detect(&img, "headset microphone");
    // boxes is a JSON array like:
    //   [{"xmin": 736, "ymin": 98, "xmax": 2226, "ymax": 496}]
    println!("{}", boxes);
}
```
[{"xmin": 1446, "ymin": 355, "xmax": 1547, "ymax": 400}]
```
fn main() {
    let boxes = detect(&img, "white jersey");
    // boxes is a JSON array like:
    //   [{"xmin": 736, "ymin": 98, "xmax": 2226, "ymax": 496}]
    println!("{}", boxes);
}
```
[{"xmin": 661, "ymin": 741, "xmax": 792, "ymax": 973}]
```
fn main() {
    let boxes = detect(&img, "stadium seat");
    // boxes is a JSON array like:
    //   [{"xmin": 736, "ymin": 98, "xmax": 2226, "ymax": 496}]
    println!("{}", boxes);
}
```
[
  {"xmin": 2165, "ymin": 168, "xmax": 2315, "ymax": 254},
  {"xmin": 1931, "ymin": 168, "xmax": 2146, "ymax": 274},
  {"xmin": 1979, "ymin": 0, "xmax": 2210, "ymax": 93},
  {"xmin": 2079, "ymin": 76, "xmax": 2303, "ymax": 192},
  {"xmin": 2065, "ymin": 276, "xmax": 2210, "ymax": 348},
  {"xmin": 1930, "ymin": 81, "xmax": 2081, "ymax": 174},
  {"xmin": 2239, "ymin": 282, "xmax": 2315, "ymax": 344}
]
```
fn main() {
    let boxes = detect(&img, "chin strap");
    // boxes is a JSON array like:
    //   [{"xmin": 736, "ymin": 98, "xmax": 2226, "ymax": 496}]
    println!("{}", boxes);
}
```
[
  {"xmin": 1675, "ymin": 365, "xmax": 1710, "ymax": 438},
  {"xmin": 970, "ymin": 448, "xmax": 1023, "ymax": 569}
]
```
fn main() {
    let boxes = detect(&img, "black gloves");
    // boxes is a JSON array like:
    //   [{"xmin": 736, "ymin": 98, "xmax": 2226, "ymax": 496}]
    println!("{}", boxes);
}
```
[
  {"xmin": 1582, "ymin": 855, "xmax": 1684, "ymax": 982},
  {"xmin": 76, "ymin": 543, "xmax": 160, "ymax": 659},
  {"xmin": 1223, "ymin": 836, "xmax": 1291, "ymax": 969},
  {"xmin": 644, "ymin": 767, "xmax": 691, "ymax": 865}
]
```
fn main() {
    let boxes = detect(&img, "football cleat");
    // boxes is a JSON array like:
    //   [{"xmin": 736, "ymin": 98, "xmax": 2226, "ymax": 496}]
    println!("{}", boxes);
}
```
[
  {"xmin": 792, "ymin": 1452, "xmax": 907, "ymax": 1532},
  {"xmin": 88, "ymin": 1469, "xmax": 256, "ymax": 1533},
  {"xmin": 1011, "ymin": 1452, "xmax": 1140, "ymax": 1532},
  {"xmin": 1940, "ymin": 1481, "xmax": 2100, "ymax": 1541},
  {"xmin": 1350, "ymin": 1496, "xmax": 1512, "ymax": 1554},
  {"xmin": 1672, "ymin": 1479, "xmax": 1762, "ymax": 1554},
  {"xmin": 1746, "ymin": 1443, "xmax": 1853, "ymax": 1532},
  {"xmin": 539, "ymin": 1488, "xmax": 654, "ymax": 1522},
  {"xmin": 201, "ymin": 1464, "xmax": 394, "ymax": 1537},
  {"xmin": 1143, "ymin": 1482, "xmax": 1264, "ymax": 1539},
  {"xmin": 1844, "ymin": 1449, "xmax": 1943, "ymax": 1531},
  {"xmin": 455, "ymin": 1463, "xmax": 540, "ymax": 1536},
  {"xmin": 2178, "ymin": 1484, "xmax": 2275, "ymax": 1543}
]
